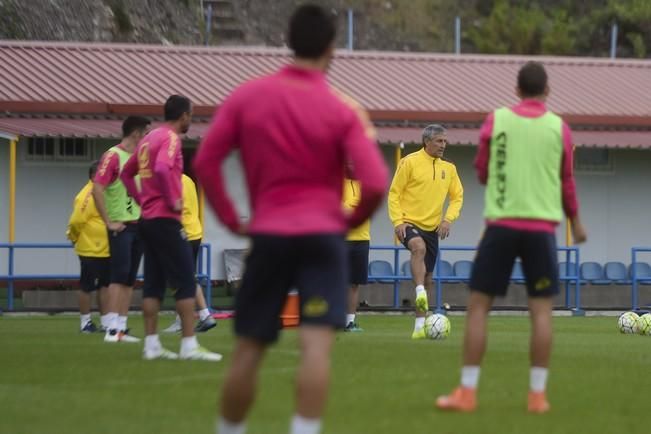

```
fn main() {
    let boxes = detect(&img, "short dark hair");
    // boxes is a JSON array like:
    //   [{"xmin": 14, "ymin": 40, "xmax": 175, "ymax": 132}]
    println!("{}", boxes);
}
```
[
  {"xmin": 517, "ymin": 61, "xmax": 548, "ymax": 97},
  {"xmin": 88, "ymin": 160, "xmax": 100, "ymax": 180},
  {"xmin": 121, "ymin": 116, "xmax": 151, "ymax": 138},
  {"xmin": 164, "ymin": 95, "xmax": 192, "ymax": 121},
  {"xmin": 288, "ymin": 4, "xmax": 336, "ymax": 60}
]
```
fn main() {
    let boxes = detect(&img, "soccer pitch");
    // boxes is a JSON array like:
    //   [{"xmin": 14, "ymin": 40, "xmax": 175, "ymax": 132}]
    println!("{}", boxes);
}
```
[{"xmin": 1, "ymin": 315, "xmax": 649, "ymax": 434}]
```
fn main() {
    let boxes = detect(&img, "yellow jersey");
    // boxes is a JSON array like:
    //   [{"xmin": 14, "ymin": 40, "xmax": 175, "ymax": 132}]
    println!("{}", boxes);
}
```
[
  {"xmin": 342, "ymin": 178, "xmax": 371, "ymax": 241},
  {"xmin": 388, "ymin": 148, "xmax": 464, "ymax": 231},
  {"xmin": 182, "ymin": 174, "xmax": 203, "ymax": 241},
  {"xmin": 66, "ymin": 181, "xmax": 109, "ymax": 257}
]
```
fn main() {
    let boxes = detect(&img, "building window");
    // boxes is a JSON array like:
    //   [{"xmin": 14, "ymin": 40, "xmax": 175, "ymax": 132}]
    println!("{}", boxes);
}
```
[
  {"xmin": 574, "ymin": 148, "xmax": 614, "ymax": 173},
  {"xmin": 26, "ymin": 137, "xmax": 92, "ymax": 162}
]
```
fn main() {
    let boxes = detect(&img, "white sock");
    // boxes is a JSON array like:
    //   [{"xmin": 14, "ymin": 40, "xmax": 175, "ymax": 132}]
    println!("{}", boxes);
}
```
[
  {"xmin": 175, "ymin": 314, "xmax": 182, "ymax": 325},
  {"xmin": 530, "ymin": 367, "xmax": 548, "ymax": 392},
  {"xmin": 118, "ymin": 315, "xmax": 128, "ymax": 331},
  {"xmin": 100, "ymin": 314, "xmax": 110, "ymax": 329},
  {"xmin": 199, "ymin": 308, "xmax": 211, "ymax": 321},
  {"xmin": 346, "ymin": 314, "xmax": 356, "ymax": 324},
  {"xmin": 181, "ymin": 335, "xmax": 199, "ymax": 354},
  {"xmin": 144, "ymin": 334, "xmax": 161, "ymax": 353},
  {"xmin": 414, "ymin": 284, "xmax": 426, "ymax": 296},
  {"xmin": 461, "ymin": 366, "xmax": 480, "ymax": 389},
  {"xmin": 107, "ymin": 312, "xmax": 119, "ymax": 331},
  {"xmin": 290, "ymin": 414, "xmax": 321, "ymax": 434},
  {"xmin": 216, "ymin": 417, "xmax": 246, "ymax": 434},
  {"xmin": 414, "ymin": 317, "xmax": 425, "ymax": 331},
  {"xmin": 80, "ymin": 313, "xmax": 91, "ymax": 328}
]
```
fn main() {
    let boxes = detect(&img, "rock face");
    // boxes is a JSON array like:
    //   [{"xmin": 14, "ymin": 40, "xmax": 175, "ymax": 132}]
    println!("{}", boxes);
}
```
[
  {"xmin": 0, "ymin": 0, "xmax": 429, "ymax": 51},
  {"xmin": 0, "ymin": 0, "xmax": 203, "ymax": 44}
]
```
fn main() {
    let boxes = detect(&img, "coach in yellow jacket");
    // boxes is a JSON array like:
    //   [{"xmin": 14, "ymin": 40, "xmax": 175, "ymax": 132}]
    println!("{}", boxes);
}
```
[
  {"xmin": 388, "ymin": 124, "xmax": 463, "ymax": 339},
  {"xmin": 67, "ymin": 161, "xmax": 110, "ymax": 333}
]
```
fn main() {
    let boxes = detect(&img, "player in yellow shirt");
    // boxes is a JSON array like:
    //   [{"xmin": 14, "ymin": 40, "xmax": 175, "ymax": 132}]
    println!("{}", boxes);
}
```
[
  {"xmin": 343, "ymin": 177, "xmax": 371, "ymax": 332},
  {"xmin": 67, "ymin": 161, "xmax": 110, "ymax": 333},
  {"xmin": 388, "ymin": 125, "xmax": 464, "ymax": 339},
  {"xmin": 162, "ymin": 174, "xmax": 217, "ymax": 333}
]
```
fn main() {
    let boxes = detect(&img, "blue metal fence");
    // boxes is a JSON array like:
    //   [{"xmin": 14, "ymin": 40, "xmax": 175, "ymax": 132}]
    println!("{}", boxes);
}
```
[
  {"xmin": 0, "ymin": 243, "xmax": 212, "ymax": 311},
  {"xmin": 368, "ymin": 244, "xmax": 582, "ymax": 314},
  {"xmin": 4, "ymin": 243, "xmax": 648, "ymax": 312}
]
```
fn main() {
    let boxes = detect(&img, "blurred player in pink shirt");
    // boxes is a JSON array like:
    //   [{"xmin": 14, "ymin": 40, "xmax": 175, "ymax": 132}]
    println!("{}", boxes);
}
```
[
  {"xmin": 121, "ymin": 95, "xmax": 221, "ymax": 362},
  {"xmin": 194, "ymin": 5, "xmax": 388, "ymax": 434}
]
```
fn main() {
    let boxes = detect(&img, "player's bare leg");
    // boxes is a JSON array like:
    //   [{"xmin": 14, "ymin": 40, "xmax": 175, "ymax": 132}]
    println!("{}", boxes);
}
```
[
  {"xmin": 195, "ymin": 284, "xmax": 217, "ymax": 332},
  {"xmin": 218, "ymin": 337, "xmax": 268, "ymax": 432},
  {"xmin": 437, "ymin": 291, "xmax": 493, "ymax": 412},
  {"xmin": 344, "ymin": 284, "xmax": 362, "ymax": 331},
  {"xmin": 527, "ymin": 296, "xmax": 553, "ymax": 413},
  {"xmin": 293, "ymin": 325, "xmax": 335, "ymax": 433},
  {"xmin": 78, "ymin": 290, "xmax": 95, "ymax": 332},
  {"xmin": 142, "ymin": 296, "xmax": 177, "ymax": 360},
  {"xmin": 408, "ymin": 237, "xmax": 428, "ymax": 338}
]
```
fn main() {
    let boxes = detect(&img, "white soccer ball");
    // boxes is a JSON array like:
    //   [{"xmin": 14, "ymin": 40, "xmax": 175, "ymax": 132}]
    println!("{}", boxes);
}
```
[
  {"xmin": 424, "ymin": 314, "xmax": 450, "ymax": 340},
  {"xmin": 637, "ymin": 313, "xmax": 651, "ymax": 336},
  {"xmin": 617, "ymin": 311, "xmax": 640, "ymax": 334}
]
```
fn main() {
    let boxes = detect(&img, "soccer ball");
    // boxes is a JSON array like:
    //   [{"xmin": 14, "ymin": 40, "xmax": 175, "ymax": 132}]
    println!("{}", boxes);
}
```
[
  {"xmin": 617, "ymin": 311, "xmax": 640, "ymax": 334},
  {"xmin": 424, "ymin": 314, "xmax": 450, "ymax": 340},
  {"xmin": 637, "ymin": 313, "xmax": 651, "ymax": 336}
]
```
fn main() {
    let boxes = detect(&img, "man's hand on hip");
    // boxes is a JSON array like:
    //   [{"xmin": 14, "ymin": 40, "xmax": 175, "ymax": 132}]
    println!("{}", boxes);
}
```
[
  {"xmin": 437, "ymin": 221, "xmax": 451, "ymax": 239},
  {"xmin": 394, "ymin": 223, "xmax": 411, "ymax": 242}
]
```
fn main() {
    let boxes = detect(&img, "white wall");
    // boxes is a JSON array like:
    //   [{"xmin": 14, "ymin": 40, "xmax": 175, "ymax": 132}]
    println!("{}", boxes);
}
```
[
  {"xmin": 201, "ymin": 152, "xmax": 251, "ymax": 278},
  {"xmin": 0, "ymin": 139, "xmax": 116, "ymax": 276},
  {"xmin": 2, "ymin": 140, "xmax": 650, "ymax": 280},
  {"xmin": 574, "ymin": 150, "xmax": 651, "ymax": 264}
]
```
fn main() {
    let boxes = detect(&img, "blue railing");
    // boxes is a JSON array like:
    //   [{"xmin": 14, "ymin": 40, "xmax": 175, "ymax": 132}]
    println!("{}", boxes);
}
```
[
  {"xmin": 368, "ymin": 244, "xmax": 582, "ymax": 313},
  {"xmin": 0, "ymin": 242, "xmax": 212, "ymax": 311},
  {"xmin": 630, "ymin": 247, "xmax": 651, "ymax": 310}
]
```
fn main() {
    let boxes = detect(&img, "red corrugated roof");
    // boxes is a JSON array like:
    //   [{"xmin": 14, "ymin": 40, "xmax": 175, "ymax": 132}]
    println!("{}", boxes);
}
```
[
  {"xmin": 0, "ymin": 41, "xmax": 650, "ymax": 127},
  {"xmin": 1, "ymin": 117, "xmax": 649, "ymax": 149}
]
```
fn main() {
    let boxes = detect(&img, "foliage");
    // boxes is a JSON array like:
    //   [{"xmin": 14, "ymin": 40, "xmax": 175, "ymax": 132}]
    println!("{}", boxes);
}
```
[{"xmin": 361, "ymin": 0, "xmax": 651, "ymax": 57}]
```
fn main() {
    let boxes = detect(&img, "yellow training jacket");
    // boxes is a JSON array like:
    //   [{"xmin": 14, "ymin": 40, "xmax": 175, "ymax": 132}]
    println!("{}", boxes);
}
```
[
  {"xmin": 66, "ymin": 181, "xmax": 109, "ymax": 257},
  {"xmin": 388, "ymin": 148, "xmax": 464, "ymax": 231},
  {"xmin": 182, "ymin": 174, "xmax": 203, "ymax": 241},
  {"xmin": 342, "ymin": 178, "xmax": 371, "ymax": 241}
]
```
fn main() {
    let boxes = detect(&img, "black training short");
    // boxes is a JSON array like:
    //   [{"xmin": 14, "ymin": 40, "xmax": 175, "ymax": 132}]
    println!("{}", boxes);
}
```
[
  {"xmin": 235, "ymin": 234, "xmax": 347, "ymax": 343},
  {"xmin": 79, "ymin": 256, "xmax": 111, "ymax": 293},
  {"xmin": 107, "ymin": 222, "xmax": 142, "ymax": 286},
  {"xmin": 401, "ymin": 224, "xmax": 439, "ymax": 273},
  {"xmin": 139, "ymin": 218, "xmax": 196, "ymax": 301},
  {"xmin": 347, "ymin": 240, "xmax": 369, "ymax": 285},
  {"xmin": 470, "ymin": 225, "xmax": 559, "ymax": 297}
]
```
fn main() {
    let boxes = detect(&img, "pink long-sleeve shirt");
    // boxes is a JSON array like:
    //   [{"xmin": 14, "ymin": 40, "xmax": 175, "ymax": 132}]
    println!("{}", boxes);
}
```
[
  {"xmin": 121, "ymin": 125, "xmax": 183, "ymax": 221},
  {"xmin": 474, "ymin": 99, "xmax": 579, "ymax": 233},
  {"xmin": 194, "ymin": 64, "xmax": 389, "ymax": 235}
]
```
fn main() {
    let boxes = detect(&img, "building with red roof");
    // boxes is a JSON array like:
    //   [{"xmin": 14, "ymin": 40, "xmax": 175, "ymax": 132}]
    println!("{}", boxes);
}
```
[{"xmin": 1, "ymin": 41, "xmax": 650, "ymax": 282}]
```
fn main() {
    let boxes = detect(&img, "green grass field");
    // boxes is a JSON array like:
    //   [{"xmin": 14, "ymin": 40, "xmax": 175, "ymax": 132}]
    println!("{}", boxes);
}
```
[{"xmin": 1, "ymin": 314, "xmax": 650, "ymax": 434}]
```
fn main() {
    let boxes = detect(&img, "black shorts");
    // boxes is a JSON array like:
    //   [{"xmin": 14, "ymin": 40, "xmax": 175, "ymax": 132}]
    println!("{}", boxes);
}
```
[
  {"xmin": 236, "ymin": 234, "xmax": 347, "ymax": 343},
  {"xmin": 401, "ymin": 224, "xmax": 439, "ymax": 273},
  {"xmin": 79, "ymin": 256, "xmax": 111, "ymax": 293},
  {"xmin": 139, "ymin": 218, "xmax": 196, "ymax": 301},
  {"xmin": 347, "ymin": 240, "xmax": 369, "ymax": 285},
  {"xmin": 189, "ymin": 239, "xmax": 201, "ymax": 272},
  {"xmin": 470, "ymin": 225, "xmax": 559, "ymax": 297},
  {"xmin": 107, "ymin": 222, "xmax": 142, "ymax": 286}
]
